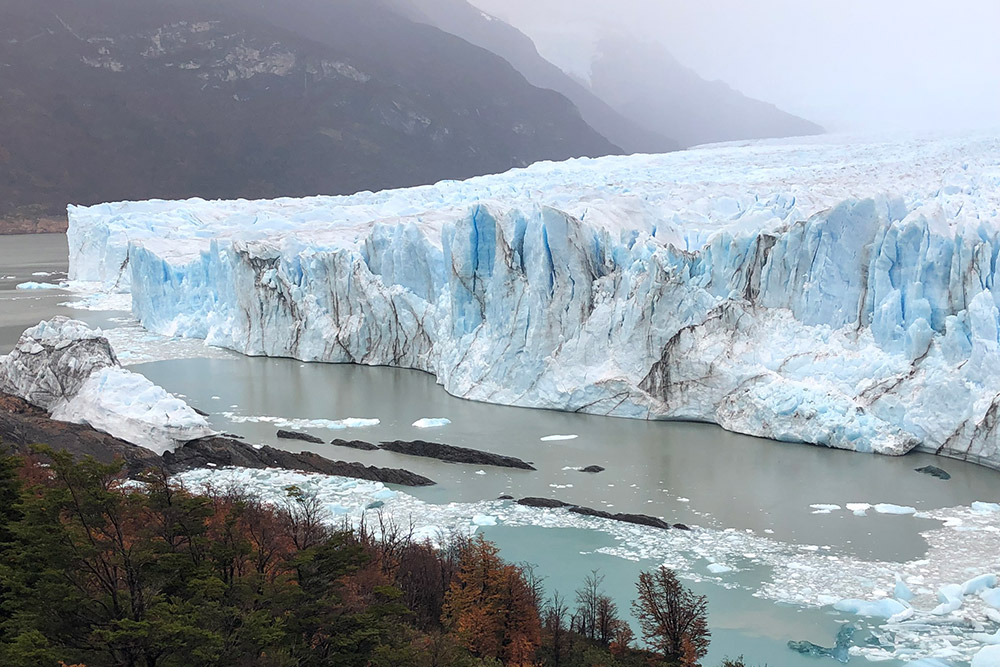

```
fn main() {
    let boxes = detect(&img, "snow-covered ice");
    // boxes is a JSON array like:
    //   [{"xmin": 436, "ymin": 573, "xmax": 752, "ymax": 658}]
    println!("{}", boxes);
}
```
[{"xmin": 66, "ymin": 132, "xmax": 1000, "ymax": 468}]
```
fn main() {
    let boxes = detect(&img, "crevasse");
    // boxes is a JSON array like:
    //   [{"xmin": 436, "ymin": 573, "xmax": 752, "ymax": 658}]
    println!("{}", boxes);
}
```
[{"xmin": 67, "ymin": 133, "xmax": 1000, "ymax": 467}]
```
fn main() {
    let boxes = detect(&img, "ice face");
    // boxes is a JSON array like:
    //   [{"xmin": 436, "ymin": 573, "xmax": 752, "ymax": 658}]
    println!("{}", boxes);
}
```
[{"xmin": 68, "ymin": 133, "xmax": 1000, "ymax": 468}]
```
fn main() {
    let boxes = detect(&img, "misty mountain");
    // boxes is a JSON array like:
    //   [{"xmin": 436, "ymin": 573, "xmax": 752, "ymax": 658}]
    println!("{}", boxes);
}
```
[
  {"xmin": 589, "ymin": 35, "xmax": 823, "ymax": 148},
  {"xmin": 390, "ymin": 0, "xmax": 679, "ymax": 154},
  {"xmin": 0, "ymin": 0, "xmax": 618, "ymax": 226}
]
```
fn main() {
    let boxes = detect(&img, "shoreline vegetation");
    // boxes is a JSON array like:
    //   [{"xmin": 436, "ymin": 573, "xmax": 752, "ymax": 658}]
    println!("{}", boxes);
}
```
[{"xmin": 0, "ymin": 446, "xmax": 752, "ymax": 667}]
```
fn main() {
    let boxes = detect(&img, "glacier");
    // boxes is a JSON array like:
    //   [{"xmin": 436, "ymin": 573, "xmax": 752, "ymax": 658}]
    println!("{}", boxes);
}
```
[
  {"xmin": 67, "ymin": 132, "xmax": 1000, "ymax": 467},
  {"xmin": 0, "ymin": 317, "xmax": 215, "ymax": 454}
]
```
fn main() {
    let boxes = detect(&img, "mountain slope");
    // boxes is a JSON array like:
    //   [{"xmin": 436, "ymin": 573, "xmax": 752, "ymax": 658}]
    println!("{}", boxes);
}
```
[
  {"xmin": 390, "ymin": 0, "xmax": 678, "ymax": 154},
  {"xmin": 0, "ymin": 0, "xmax": 618, "ymax": 227},
  {"xmin": 589, "ymin": 36, "xmax": 823, "ymax": 148}
]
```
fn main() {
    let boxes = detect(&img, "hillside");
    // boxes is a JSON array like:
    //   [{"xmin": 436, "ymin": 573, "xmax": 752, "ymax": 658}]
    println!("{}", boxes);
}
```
[{"xmin": 0, "ymin": 0, "xmax": 619, "ymax": 229}]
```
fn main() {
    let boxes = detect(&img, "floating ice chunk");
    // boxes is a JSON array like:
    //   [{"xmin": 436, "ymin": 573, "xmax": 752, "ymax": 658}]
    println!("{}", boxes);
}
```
[
  {"xmin": 31, "ymin": 271, "xmax": 54, "ymax": 277},
  {"xmin": 972, "ymin": 645, "xmax": 1000, "ymax": 666},
  {"xmin": 677, "ymin": 497, "xmax": 690, "ymax": 503},
  {"xmin": 540, "ymin": 434, "xmax": 578, "ymax": 441},
  {"xmin": 833, "ymin": 598, "xmax": 908, "ymax": 618},
  {"xmin": 874, "ymin": 503, "xmax": 917, "ymax": 515},
  {"xmin": 412, "ymin": 418, "xmax": 451, "ymax": 428},
  {"xmin": 472, "ymin": 514, "xmax": 497, "ymax": 526},
  {"xmin": 707, "ymin": 563, "xmax": 733, "ymax": 574},
  {"xmin": 475, "ymin": 470, "xmax": 486, "ymax": 475},
  {"xmin": 847, "ymin": 503, "xmax": 871, "ymax": 516},
  {"xmin": 223, "ymin": 413, "xmax": 379, "ymax": 430},
  {"xmin": 561, "ymin": 466, "xmax": 583, "ymax": 471},
  {"xmin": 810, "ymin": 504, "xmax": 842, "ymax": 512},
  {"xmin": 973, "ymin": 629, "xmax": 1000, "ymax": 645},
  {"xmin": 60, "ymin": 292, "xmax": 133, "ymax": 311},
  {"xmin": 336, "ymin": 418, "xmax": 381, "ymax": 428},
  {"xmin": 962, "ymin": 574, "xmax": 998, "ymax": 596},
  {"xmin": 982, "ymin": 589, "xmax": 1000, "ymax": 609},
  {"xmin": 931, "ymin": 584, "xmax": 964, "ymax": 615},
  {"xmin": 16, "ymin": 281, "xmax": 62, "ymax": 290},
  {"xmin": 887, "ymin": 604, "xmax": 914, "ymax": 623},
  {"xmin": 894, "ymin": 574, "xmax": 914, "ymax": 601},
  {"xmin": 973, "ymin": 502, "xmax": 1000, "ymax": 514}
]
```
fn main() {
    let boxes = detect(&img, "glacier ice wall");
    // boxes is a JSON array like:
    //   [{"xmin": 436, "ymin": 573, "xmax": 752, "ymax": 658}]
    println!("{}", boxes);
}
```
[{"xmin": 68, "ymin": 133, "xmax": 1000, "ymax": 466}]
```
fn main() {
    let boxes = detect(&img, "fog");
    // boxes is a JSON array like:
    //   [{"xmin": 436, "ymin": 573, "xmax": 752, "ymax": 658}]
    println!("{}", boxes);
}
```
[{"xmin": 472, "ymin": 0, "xmax": 1000, "ymax": 133}]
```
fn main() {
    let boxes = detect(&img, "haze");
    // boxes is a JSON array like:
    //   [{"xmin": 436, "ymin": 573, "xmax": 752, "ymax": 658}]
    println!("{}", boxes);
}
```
[{"xmin": 473, "ymin": 0, "xmax": 1000, "ymax": 134}]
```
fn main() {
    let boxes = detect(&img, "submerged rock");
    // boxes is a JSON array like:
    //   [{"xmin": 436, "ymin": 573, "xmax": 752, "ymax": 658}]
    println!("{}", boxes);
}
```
[
  {"xmin": 580, "ymin": 465, "xmax": 605, "ymax": 473},
  {"xmin": 276, "ymin": 429, "xmax": 324, "ymax": 444},
  {"xmin": 378, "ymin": 440, "xmax": 535, "ymax": 470},
  {"xmin": 915, "ymin": 465, "xmax": 951, "ymax": 480}
]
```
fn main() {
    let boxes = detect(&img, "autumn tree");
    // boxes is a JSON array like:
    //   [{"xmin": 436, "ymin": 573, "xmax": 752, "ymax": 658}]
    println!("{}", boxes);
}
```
[
  {"xmin": 631, "ymin": 566, "xmax": 710, "ymax": 666},
  {"xmin": 441, "ymin": 534, "xmax": 541, "ymax": 666}
]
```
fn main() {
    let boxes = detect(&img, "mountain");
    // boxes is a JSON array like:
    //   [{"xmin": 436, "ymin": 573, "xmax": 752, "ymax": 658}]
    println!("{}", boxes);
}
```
[
  {"xmin": 0, "ymin": 0, "xmax": 618, "ymax": 229},
  {"xmin": 589, "ymin": 35, "xmax": 823, "ymax": 148},
  {"xmin": 389, "ymin": 0, "xmax": 678, "ymax": 154}
]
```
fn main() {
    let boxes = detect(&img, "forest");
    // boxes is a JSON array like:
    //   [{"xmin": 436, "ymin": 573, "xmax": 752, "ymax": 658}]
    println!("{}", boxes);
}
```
[{"xmin": 0, "ymin": 446, "xmax": 752, "ymax": 667}]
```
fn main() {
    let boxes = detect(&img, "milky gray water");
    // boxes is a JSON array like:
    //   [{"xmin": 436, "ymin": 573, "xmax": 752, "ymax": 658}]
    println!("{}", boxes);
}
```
[{"xmin": 4, "ymin": 233, "xmax": 999, "ymax": 666}]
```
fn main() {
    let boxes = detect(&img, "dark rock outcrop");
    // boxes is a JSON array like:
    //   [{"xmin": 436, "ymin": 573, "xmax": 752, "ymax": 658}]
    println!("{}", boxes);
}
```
[
  {"xmin": 672, "ymin": 523, "xmax": 691, "ymax": 531},
  {"xmin": 915, "ymin": 465, "xmax": 951, "ymax": 480},
  {"xmin": 497, "ymin": 494, "xmax": 514, "ymax": 500},
  {"xmin": 0, "ymin": 392, "xmax": 158, "ymax": 475},
  {"xmin": 379, "ymin": 440, "xmax": 535, "ymax": 470},
  {"xmin": 2, "ymin": 392, "xmax": 436, "ymax": 486},
  {"xmin": 516, "ymin": 494, "xmax": 674, "ymax": 530},
  {"xmin": 277, "ymin": 429, "xmax": 324, "ymax": 444},
  {"xmin": 331, "ymin": 439, "xmax": 380, "ymax": 451},
  {"xmin": 516, "ymin": 497, "xmax": 572, "ymax": 508},
  {"xmin": 568, "ymin": 506, "xmax": 672, "ymax": 530},
  {"xmin": 165, "ymin": 437, "xmax": 436, "ymax": 486},
  {"xmin": 580, "ymin": 465, "xmax": 605, "ymax": 473}
]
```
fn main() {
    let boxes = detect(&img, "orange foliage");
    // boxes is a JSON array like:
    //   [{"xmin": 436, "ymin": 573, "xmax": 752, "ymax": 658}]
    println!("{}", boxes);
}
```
[{"xmin": 442, "ymin": 535, "xmax": 541, "ymax": 666}]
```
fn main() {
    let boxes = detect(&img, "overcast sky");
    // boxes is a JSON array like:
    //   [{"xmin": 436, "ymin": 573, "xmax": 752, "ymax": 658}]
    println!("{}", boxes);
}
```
[{"xmin": 472, "ymin": 0, "xmax": 1000, "ymax": 133}]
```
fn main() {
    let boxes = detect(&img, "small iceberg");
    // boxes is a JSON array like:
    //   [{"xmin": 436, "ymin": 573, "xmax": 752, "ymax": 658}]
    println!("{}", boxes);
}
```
[
  {"xmin": 541, "ymin": 434, "xmax": 578, "ymax": 441},
  {"xmin": 412, "ymin": 417, "xmax": 451, "ymax": 428},
  {"xmin": 873, "ymin": 503, "xmax": 917, "ymax": 515}
]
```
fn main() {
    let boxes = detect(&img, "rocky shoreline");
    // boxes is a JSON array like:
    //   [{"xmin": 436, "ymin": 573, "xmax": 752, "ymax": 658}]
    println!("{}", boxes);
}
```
[
  {"xmin": 0, "ymin": 218, "xmax": 68, "ymax": 235},
  {"xmin": 0, "ymin": 391, "xmax": 436, "ymax": 487}
]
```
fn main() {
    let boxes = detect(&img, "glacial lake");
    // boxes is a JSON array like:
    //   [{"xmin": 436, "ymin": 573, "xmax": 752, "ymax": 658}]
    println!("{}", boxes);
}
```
[{"xmin": 4, "ymin": 233, "xmax": 1000, "ymax": 666}]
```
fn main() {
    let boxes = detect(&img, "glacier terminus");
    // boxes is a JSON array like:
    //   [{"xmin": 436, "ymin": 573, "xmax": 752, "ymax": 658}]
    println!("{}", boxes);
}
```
[{"xmin": 67, "ymin": 132, "xmax": 1000, "ymax": 468}]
